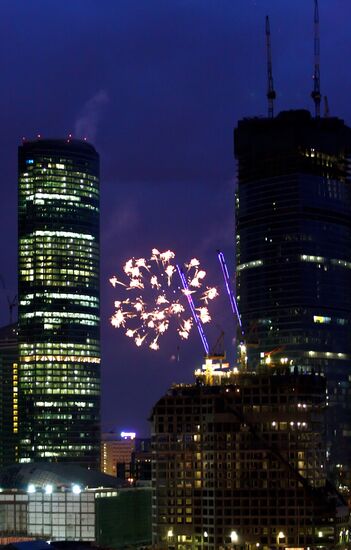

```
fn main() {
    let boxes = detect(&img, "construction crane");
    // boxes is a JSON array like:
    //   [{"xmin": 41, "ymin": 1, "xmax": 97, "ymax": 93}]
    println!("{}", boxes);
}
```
[
  {"xmin": 0, "ymin": 275, "xmax": 17, "ymax": 324},
  {"xmin": 311, "ymin": 0, "xmax": 321, "ymax": 118},
  {"xmin": 324, "ymin": 95, "xmax": 330, "ymax": 118},
  {"xmin": 265, "ymin": 15, "xmax": 276, "ymax": 119}
]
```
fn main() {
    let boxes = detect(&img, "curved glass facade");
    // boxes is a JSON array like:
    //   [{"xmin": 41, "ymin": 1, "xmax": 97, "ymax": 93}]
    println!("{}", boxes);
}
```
[
  {"xmin": 18, "ymin": 139, "xmax": 100, "ymax": 468},
  {"xmin": 235, "ymin": 111, "xmax": 351, "ymax": 485}
]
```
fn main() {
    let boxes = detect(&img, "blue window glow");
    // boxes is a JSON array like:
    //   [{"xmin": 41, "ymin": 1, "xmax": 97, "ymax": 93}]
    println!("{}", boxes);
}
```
[{"xmin": 26, "ymin": 159, "xmax": 34, "ymax": 164}]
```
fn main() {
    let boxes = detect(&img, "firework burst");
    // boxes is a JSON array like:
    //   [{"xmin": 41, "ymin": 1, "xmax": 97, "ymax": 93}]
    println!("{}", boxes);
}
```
[{"xmin": 110, "ymin": 249, "xmax": 218, "ymax": 351}]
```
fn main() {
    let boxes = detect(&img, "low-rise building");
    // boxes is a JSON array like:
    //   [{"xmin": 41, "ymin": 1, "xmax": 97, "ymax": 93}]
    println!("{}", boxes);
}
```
[{"xmin": 0, "ymin": 463, "xmax": 151, "ymax": 549}]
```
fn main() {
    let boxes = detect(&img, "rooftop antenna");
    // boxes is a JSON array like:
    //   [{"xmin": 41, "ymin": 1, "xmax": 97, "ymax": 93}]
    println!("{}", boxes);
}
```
[
  {"xmin": 311, "ymin": 0, "xmax": 321, "ymax": 118},
  {"xmin": 265, "ymin": 15, "xmax": 276, "ymax": 119}
]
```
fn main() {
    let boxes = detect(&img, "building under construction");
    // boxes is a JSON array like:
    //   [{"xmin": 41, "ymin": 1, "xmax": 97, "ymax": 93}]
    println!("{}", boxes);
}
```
[
  {"xmin": 150, "ymin": 360, "xmax": 349, "ymax": 550},
  {"xmin": 235, "ymin": 108, "xmax": 351, "ymax": 491},
  {"xmin": 234, "ymin": 1, "xmax": 351, "ymax": 490}
]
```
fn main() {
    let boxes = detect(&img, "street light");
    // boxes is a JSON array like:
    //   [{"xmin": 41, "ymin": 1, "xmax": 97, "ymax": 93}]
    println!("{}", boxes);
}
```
[
  {"xmin": 277, "ymin": 531, "xmax": 285, "ymax": 547},
  {"xmin": 230, "ymin": 531, "xmax": 239, "ymax": 544}
]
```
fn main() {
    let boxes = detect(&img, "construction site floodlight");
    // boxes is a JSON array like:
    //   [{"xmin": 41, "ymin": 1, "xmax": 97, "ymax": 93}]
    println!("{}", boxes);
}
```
[
  {"xmin": 72, "ymin": 484, "xmax": 81, "ymax": 495},
  {"xmin": 45, "ymin": 484, "xmax": 53, "ymax": 495}
]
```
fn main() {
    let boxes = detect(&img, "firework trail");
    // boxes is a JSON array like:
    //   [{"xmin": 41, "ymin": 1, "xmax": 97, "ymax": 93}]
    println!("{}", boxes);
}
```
[{"xmin": 110, "ymin": 249, "xmax": 218, "ymax": 351}]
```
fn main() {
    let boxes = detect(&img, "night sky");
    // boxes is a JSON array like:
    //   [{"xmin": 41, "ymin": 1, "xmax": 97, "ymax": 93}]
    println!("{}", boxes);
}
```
[{"xmin": 1, "ymin": 1, "xmax": 350, "ymax": 436}]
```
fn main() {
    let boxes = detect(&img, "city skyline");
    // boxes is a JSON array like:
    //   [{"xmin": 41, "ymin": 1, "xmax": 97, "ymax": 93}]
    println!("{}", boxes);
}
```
[{"xmin": 1, "ymin": 1, "xmax": 351, "ymax": 436}]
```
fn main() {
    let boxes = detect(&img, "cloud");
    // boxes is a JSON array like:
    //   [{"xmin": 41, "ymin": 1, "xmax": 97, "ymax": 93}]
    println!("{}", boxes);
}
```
[{"xmin": 75, "ymin": 90, "xmax": 109, "ymax": 142}]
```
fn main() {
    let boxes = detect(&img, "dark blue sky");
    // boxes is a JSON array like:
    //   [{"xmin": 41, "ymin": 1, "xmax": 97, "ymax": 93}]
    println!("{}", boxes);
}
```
[{"xmin": 1, "ymin": 0, "xmax": 350, "ymax": 435}]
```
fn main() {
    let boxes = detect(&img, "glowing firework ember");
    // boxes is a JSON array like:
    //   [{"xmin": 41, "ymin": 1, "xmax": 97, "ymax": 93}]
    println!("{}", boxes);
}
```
[{"xmin": 110, "ymin": 249, "xmax": 218, "ymax": 351}]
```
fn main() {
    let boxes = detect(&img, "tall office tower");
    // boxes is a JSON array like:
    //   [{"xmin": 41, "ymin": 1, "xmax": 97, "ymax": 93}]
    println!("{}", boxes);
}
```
[
  {"xmin": 0, "ymin": 323, "xmax": 18, "ymax": 467},
  {"xmin": 18, "ymin": 139, "xmax": 100, "ymax": 468},
  {"xmin": 151, "ymin": 361, "xmax": 349, "ymax": 550},
  {"xmin": 234, "ymin": 110, "xmax": 351, "ymax": 487}
]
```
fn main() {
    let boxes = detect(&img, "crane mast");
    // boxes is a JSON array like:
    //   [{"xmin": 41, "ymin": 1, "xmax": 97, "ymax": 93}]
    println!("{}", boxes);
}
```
[
  {"xmin": 311, "ymin": 0, "xmax": 321, "ymax": 118},
  {"xmin": 265, "ymin": 15, "xmax": 276, "ymax": 119}
]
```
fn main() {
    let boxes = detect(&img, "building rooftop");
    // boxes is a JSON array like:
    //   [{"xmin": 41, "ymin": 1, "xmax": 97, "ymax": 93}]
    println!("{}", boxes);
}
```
[
  {"xmin": 235, "ymin": 109, "xmax": 351, "ymax": 158},
  {"xmin": 0, "ymin": 463, "xmax": 125, "ymax": 490},
  {"xmin": 20, "ymin": 138, "xmax": 98, "ymax": 157}
]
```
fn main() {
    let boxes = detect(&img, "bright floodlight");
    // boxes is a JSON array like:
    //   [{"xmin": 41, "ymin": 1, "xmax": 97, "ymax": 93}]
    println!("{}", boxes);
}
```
[
  {"xmin": 72, "ymin": 484, "xmax": 81, "ymax": 494},
  {"xmin": 45, "ymin": 484, "xmax": 53, "ymax": 495},
  {"xmin": 230, "ymin": 531, "xmax": 239, "ymax": 543},
  {"xmin": 204, "ymin": 532, "xmax": 208, "ymax": 538},
  {"xmin": 27, "ymin": 484, "xmax": 36, "ymax": 494}
]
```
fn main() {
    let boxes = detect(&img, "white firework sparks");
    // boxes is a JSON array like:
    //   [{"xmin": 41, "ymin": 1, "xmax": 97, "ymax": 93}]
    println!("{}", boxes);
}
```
[{"xmin": 110, "ymin": 249, "xmax": 218, "ymax": 351}]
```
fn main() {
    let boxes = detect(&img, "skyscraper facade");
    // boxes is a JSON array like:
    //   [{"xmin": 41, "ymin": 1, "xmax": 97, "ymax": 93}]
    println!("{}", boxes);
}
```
[
  {"xmin": 18, "ymin": 139, "xmax": 100, "ymax": 468},
  {"xmin": 234, "ymin": 110, "xmax": 351, "ymax": 486},
  {"xmin": 151, "ymin": 363, "xmax": 349, "ymax": 549}
]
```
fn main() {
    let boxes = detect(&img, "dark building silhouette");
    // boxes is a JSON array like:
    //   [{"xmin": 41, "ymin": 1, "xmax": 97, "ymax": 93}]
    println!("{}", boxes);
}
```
[
  {"xmin": 234, "ymin": 110, "xmax": 351, "ymax": 487},
  {"xmin": 150, "ymin": 363, "xmax": 349, "ymax": 549},
  {"xmin": 0, "ymin": 323, "xmax": 18, "ymax": 467},
  {"xmin": 18, "ymin": 139, "xmax": 100, "ymax": 468}
]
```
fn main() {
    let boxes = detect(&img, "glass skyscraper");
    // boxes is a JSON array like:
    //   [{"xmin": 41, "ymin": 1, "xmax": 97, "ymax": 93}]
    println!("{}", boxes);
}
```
[
  {"xmin": 234, "ymin": 110, "xmax": 351, "ymax": 487},
  {"xmin": 18, "ymin": 139, "xmax": 100, "ymax": 468}
]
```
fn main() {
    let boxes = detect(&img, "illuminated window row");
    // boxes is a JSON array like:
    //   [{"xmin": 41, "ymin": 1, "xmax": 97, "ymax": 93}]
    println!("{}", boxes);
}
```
[
  {"xmin": 20, "ymin": 269, "xmax": 96, "ymax": 277},
  {"xmin": 21, "ymin": 355, "xmax": 100, "ymax": 364},
  {"xmin": 20, "ymin": 340, "xmax": 99, "ymax": 349},
  {"xmin": 32, "ymin": 230, "xmax": 95, "ymax": 241},
  {"xmin": 20, "ymin": 388, "xmax": 99, "ymax": 395},
  {"xmin": 27, "ymin": 200, "xmax": 99, "ymax": 212},
  {"xmin": 27, "ymin": 192, "xmax": 80, "ymax": 202},
  {"xmin": 20, "ymin": 369, "xmax": 99, "ymax": 378},
  {"xmin": 20, "ymin": 300, "xmax": 97, "ymax": 309},
  {"xmin": 21, "ymin": 166, "xmax": 98, "ymax": 178},
  {"xmin": 20, "ymin": 239, "xmax": 98, "ymax": 251},
  {"xmin": 21, "ymin": 382, "xmax": 99, "ymax": 390},
  {"xmin": 237, "ymin": 259, "xmax": 263, "ymax": 271},
  {"xmin": 20, "ymin": 176, "xmax": 98, "ymax": 187},
  {"xmin": 23, "ymin": 292, "xmax": 98, "ymax": 303},
  {"xmin": 20, "ymin": 189, "xmax": 98, "ymax": 200},
  {"xmin": 21, "ymin": 309, "xmax": 99, "ymax": 320},
  {"xmin": 305, "ymin": 350, "xmax": 349, "ymax": 359},
  {"xmin": 20, "ymin": 246, "xmax": 97, "ymax": 256},
  {"xmin": 34, "ymin": 401, "xmax": 95, "ymax": 408},
  {"xmin": 19, "ymin": 261, "xmax": 98, "ymax": 269},
  {"xmin": 301, "ymin": 255, "xmax": 351, "ymax": 269},
  {"xmin": 21, "ymin": 278, "xmax": 95, "ymax": 287},
  {"xmin": 24, "ymin": 380, "xmax": 98, "ymax": 387}
]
